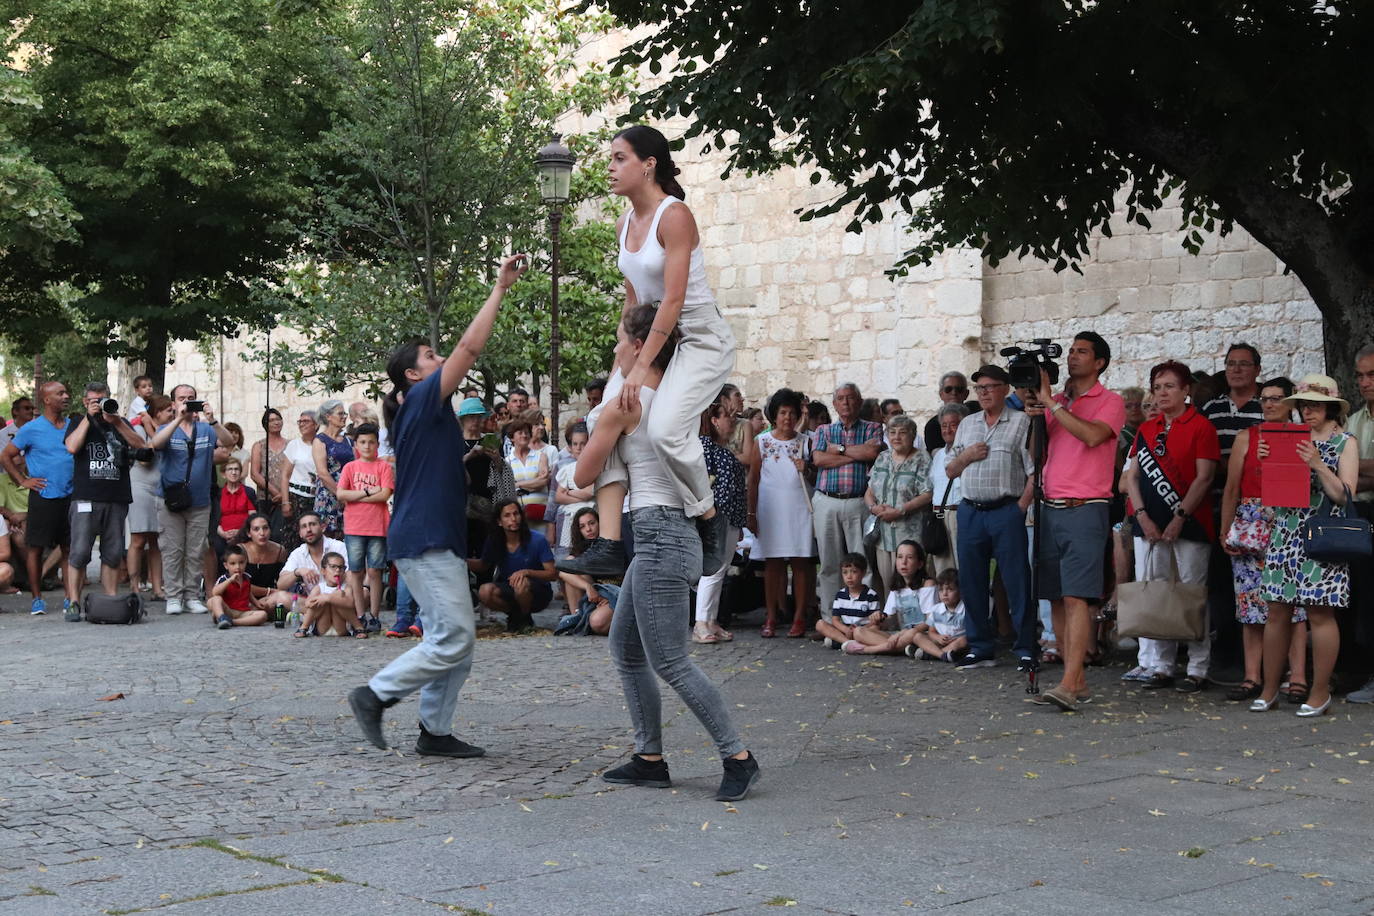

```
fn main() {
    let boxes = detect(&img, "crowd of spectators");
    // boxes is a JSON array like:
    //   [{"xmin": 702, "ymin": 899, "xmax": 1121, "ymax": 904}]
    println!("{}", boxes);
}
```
[{"xmin": 4, "ymin": 335, "xmax": 1374, "ymax": 716}]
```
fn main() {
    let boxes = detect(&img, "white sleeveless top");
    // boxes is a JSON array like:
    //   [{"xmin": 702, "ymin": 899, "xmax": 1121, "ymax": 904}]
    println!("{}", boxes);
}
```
[
  {"xmin": 620, "ymin": 387, "xmax": 678, "ymax": 511},
  {"xmin": 617, "ymin": 196, "xmax": 716, "ymax": 319}
]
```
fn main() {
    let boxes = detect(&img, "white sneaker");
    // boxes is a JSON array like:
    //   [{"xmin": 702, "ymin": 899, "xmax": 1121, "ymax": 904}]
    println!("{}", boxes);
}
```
[
  {"xmin": 166, "ymin": 600, "xmax": 184, "ymax": 615},
  {"xmin": 186, "ymin": 599, "xmax": 209, "ymax": 614}
]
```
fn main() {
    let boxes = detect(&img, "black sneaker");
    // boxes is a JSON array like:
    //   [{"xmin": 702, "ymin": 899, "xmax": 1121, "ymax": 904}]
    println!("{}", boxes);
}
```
[
  {"xmin": 217, "ymin": 616, "xmax": 233, "ymax": 630},
  {"xmin": 602, "ymin": 754, "xmax": 672, "ymax": 788},
  {"xmin": 696, "ymin": 511, "xmax": 731, "ymax": 579},
  {"xmin": 955, "ymin": 654, "xmax": 997, "ymax": 670},
  {"xmin": 714, "ymin": 752, "xmax": 761, "ymax": 802},
  {"xmin": 415, "ymin": 725, "xmax": 485, "ymax": 758},
  {"xmin": 365, "ymin": 615, "xmax": 382, "ymax": 634},
  {"xmin": 557, "ymin": 538, "xmax": 627, "ymax": 578},
  {"xmin": 348, "ymin": 685, "xmax": 398, "ymax": 749}
]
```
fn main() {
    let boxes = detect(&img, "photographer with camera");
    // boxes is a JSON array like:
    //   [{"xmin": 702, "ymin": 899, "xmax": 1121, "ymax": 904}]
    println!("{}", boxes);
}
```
[
  {"xmin": 1023, "ymin": 332, "xmax": 1126, "ymax": 711},
  {"xmin": 149, "ymin": 385, "xmax": 236, "ymax": 615},
  {"xmin": 62, "ymin": 382, "xmax": 147, "ymax": 619}
]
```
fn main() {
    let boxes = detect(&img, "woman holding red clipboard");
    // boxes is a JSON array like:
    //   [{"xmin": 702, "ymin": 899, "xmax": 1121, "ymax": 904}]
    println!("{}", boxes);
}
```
[{"xmin": 1252, "ymin": 374, "xmax": 1360, "ymax": 717}]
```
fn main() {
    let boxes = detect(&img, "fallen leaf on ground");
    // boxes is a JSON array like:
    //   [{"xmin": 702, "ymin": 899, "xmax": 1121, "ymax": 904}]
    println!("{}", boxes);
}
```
[{"xmin": 98, "ymin": 693, "xmax": 125, "ymax": 702}]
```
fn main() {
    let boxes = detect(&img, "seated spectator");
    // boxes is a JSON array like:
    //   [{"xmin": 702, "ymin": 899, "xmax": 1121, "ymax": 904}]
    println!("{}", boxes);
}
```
[
  {"xmin": 239, "ymin": 512, "xmax": 288, "ymax": 594},
  {"xmin": 337, "ymin": 422, "xmax": 394, "ymax": 635},
  {"xmin": 474, "ymin": 498, "xmax": 557, "ymax": 631},
  {"xmin": 815, "ymin": 553, "xmax": 881, "ymax": 648},
  {"xmin": 905, "ymin": 569, "xmax": 969, "ymax": 662},
  {"xmin": 0, "ymin": 514, "xmax": 14, "ymax": 593},
  {"xmin": 209, "ymin": 544, "xmax": 271, "ymax": 629},
  {"xmin": 841, "ymin": 540, "xmax": 929, "ymax": 655},
  {"xmin": 295, "ymin": 551, "xmax": 362, "ymax": 638},
  {"xmin": 555, "ymin": 508, "xmax": 617, "ymax": 636},
  {"xmin": 266, "ymin": 512, "xmax": 347, "ymax": 610},
  {"xmin": 211, "ymin": 457, "xmax": 256, "ymax": 569}
]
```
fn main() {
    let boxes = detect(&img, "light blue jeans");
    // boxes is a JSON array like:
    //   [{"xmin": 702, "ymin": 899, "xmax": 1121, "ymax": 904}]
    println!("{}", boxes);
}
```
[
  {"xmin": 369, "ymin": 550, "xmax": 474, "ymax": 736},
  {"xmin": 610, "ymin": 506, "xmax": 745, "ymax": 759}
]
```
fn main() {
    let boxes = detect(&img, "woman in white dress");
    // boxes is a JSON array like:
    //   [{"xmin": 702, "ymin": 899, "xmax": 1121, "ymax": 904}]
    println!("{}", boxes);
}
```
[{"xmin": 747, "ymin": 388, "xmax": 816, "ymax": 638}]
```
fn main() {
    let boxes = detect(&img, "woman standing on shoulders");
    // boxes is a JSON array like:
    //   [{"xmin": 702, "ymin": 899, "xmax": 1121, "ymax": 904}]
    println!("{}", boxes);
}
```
[
  {"xmin": 1252, "ymin": 374, "xmax": 1358, "ymax": 717},
  {"xmin": 568, "ymin": 125, "xmax": 736, "ymax": 580},
  {"xmin": 312, "ymin": 400, "xmax": 354, "ymax": 539}
]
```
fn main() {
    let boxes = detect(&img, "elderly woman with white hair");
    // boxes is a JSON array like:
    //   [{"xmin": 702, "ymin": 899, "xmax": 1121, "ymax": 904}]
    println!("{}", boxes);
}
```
[
  {"xmin": 312, "ymin": 399, "xmax": 355, "ymax": 538},
  {"xmin": 927, "ymin": 402, "xmax": 968, "ymax": 577},
  {"xmin": 864, "ymin": 413, "xmax": 932, "ymax": 602}
]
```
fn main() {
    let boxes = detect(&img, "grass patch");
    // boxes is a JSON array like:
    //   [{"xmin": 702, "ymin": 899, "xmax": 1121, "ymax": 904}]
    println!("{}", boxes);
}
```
[
  {"xmin": 27, "ymin": 885, "xmax": 57, "ymax": 896},
  {"xmin": 186, "ymin": 838, "xmax": 345, "ymax": 883},
  {"xmin": 106, "ymin": 880, "xmax": 310, "ymax": 914},
  {"xmin": 764, "ymin": 896, "xmax": 798, "ymax": 906},
  {"xmin": 714, "ymin": 869, "xmax": 741, "ymax": 877}
]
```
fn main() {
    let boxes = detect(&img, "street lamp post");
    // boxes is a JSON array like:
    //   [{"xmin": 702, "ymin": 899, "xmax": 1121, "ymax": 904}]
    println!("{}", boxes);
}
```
[{"xmin": 535, "ymin": 133, "xmax": 576, "ymax": 447}]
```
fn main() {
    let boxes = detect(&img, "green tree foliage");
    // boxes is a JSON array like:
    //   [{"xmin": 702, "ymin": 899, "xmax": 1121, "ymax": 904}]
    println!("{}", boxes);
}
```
[
  {"xmin": 602, "ymin": 0, "xmax": 1374, "ymax": 381},
  {"xmin": 0, "ymin": 69, "xmax": 78, "ymax": 260},
  {"xmin": 259, "ymin": 0, "xmax": 629, "ymax": 406},
  {"xmin": 0, "ymin": 0, "xmax": 342, "ymax": 390}
]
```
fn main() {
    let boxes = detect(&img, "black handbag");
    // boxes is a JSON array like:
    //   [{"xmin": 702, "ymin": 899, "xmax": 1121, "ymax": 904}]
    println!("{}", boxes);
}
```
[
  {"xmin": 923, "ymin": 479, "xmax": 956, "ymax": 557},
  {"xmin": 1300, "ymin": 484, "xmax": 1373, "ymax": 564},
  {"xmin": 163, "ymin": 423, "xmax": 198, "ymax": 512}
]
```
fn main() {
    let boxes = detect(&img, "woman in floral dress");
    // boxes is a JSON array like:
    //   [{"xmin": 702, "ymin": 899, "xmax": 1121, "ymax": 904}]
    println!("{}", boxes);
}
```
[
  {"xmin": 1253, "ymin": 374, "xmax": 1359, "ymax": 717},
  {"xmin": 864, "ymin": 414, "xmax": 932, "ymax": 605}
]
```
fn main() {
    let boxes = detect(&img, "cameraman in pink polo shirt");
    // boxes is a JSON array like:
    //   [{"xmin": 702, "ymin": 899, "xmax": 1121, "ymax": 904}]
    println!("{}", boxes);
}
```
[{"xmin": 1024, "ymin": 331, "xmax": 1126, "ymax": 711}]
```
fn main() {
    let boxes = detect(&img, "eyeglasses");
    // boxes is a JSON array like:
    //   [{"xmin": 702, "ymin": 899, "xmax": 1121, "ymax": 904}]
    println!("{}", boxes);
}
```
[
  {"xmin": 943, "ymin": 385, "xmax": 967, "ymax": 394},
  {"xmin": 1259, "ymin": 395, "xmax": 1285, "ymax": 404},
  {"xmin": 973, "ymin": 383, "xmax": 1006, "ymax": 394},
  {"xmin": 1224, "ymin": 360, "xmax": 1256, "ymax": 369},
  {"xmin": 1152, "ymin": 429, "xmax": 1168, "ymax": 457},
  {"xmin": 323, "ymin": 563, "xmax": 345, "ymax": 570}
]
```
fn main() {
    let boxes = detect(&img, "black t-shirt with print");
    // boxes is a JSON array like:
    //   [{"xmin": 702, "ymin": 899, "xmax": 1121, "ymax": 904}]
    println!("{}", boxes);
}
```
[{"xmin": 66, "ymin": 416, "xmax": 132, "ymax": 503}]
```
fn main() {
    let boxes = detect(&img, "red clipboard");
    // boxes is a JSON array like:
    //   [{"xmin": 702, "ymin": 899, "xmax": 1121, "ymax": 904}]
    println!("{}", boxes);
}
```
[{"xmin": 1259, "ymin": 423, "xmax": 1311, "ymax": 508}]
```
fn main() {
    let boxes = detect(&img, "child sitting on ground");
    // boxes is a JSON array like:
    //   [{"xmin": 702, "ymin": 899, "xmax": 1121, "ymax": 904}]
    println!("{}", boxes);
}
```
[
  {"xmin": 816, "ymin": 553, "xmax": 882, "ymax": 649},
  {"xmin": 904, "ymin": 568, "xmax": 968, "ymax": 662},
  {"xmin": 842, "ymin": 540, "xmax": 928, "ymax": 655},
  {"xmin": 555, "ymin": 508, "xmax": 618, "ymax": 636},
  {"xmin": 295, "ymin": 551, "xmax": 362, "ymax": 638},
  {"xmin": 209, "ymin": 544, "xmax": 271, "ymax": 629}
]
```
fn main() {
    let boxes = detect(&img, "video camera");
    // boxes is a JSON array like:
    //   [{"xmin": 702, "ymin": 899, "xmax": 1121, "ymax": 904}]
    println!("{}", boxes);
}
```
[{"xmin": 1000, "ymin": 339, "xmax": 1062, "ymax": 391}]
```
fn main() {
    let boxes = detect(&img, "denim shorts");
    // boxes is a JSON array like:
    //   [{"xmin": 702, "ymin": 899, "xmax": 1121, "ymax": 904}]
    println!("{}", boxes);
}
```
[{"xmin": 345, "ymin": 534, "xmax": 388, "ymax": 570}]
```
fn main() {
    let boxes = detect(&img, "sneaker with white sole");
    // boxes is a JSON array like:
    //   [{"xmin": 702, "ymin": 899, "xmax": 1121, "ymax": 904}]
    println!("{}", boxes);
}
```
[
  {"xmin": 166, "ymin": 599, "xmax": 184, "ymax": 615},
  {"xmin": 186, "ymin": 599, "xmax": 209, "ymax": 614},
  {"xmin": 30, "ymin": 597, "xmax": 46, "ymax": 615},
  {"xmin": 955, "ymin": 654, "xmax": 997, "ymax": 670},
  {"xmin": 1346, "ymin": 677, "xmax": 1374, "ymax": 704},
  {"xmin": 1120, "ymin": 665, "xmax": 1150, "ymax": 682},
  {"xmin": 904, "ymin": 644, "xmax": 925, "ymax": 660}
]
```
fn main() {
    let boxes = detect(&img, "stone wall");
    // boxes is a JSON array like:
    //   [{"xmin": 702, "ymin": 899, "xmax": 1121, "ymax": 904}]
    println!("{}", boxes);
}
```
[{"xmin": 980, "ymin": 196, "xmax": 1325, "ymax": 391}]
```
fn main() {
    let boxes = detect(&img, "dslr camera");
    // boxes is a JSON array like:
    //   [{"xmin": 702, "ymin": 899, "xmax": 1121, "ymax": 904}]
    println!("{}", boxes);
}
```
[{"xmin": 1000, "ymin": 339, "xmax": 1063, "ymax": 391}]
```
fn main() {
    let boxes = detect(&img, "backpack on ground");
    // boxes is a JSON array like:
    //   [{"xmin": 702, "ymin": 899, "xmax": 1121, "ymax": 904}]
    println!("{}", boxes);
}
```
[{"xmin": 84, "ymin": 592, "xmax": 145, "ymax": 625}]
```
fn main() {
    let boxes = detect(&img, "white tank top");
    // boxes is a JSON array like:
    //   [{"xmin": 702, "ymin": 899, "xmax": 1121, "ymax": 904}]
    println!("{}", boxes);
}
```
[
  {"xmin": 620, "ymin": 387, "xmax": 678, "ymax": 511},
  {"xmin": 617, "ymin": 196, "xmax": 716, "ymax": 319}
]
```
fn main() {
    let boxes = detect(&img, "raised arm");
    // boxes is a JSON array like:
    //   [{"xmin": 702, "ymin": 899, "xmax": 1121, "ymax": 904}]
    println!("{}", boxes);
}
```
[{"xmin": 440, "ymin": 254, "xmax": 529, "ymax": 400}]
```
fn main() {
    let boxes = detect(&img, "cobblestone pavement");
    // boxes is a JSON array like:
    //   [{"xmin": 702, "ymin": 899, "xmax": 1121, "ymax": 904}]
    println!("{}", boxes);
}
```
[{"xmin": 2, "ymin": 595, "xmax": 1373, "ymax": 915}]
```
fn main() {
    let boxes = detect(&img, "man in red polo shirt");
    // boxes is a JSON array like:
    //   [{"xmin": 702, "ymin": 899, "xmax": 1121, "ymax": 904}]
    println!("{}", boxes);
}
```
[{"xmin": 1026, "ymin": 331, "xmax": 1126, "ymax": 711}]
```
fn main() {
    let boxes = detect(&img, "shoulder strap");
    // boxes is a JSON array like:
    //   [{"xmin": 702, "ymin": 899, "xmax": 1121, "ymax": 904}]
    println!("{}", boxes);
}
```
[
  {"xmin": 646, "ymin": 196, "xmax": 676, "ymax": 244},
  {"xmin": 181, "ymin": 424, "xmax": 198, "ymax": 485}
]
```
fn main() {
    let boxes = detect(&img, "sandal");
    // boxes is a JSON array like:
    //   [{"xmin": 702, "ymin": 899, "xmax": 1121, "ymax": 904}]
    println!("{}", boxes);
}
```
[
  {"xmin": 710, "ymin": 623, "xmax": 734, "ymax": 642},
  {"xmin": 1226, "ymin": 679, "xmax": 1262, "ymax": 702},
  {"xmin": 760, "ymin": 622, "xmax": 776, "ymax": 638},
  {"xmin": 292, "ymin": 626, "xmax": 310, "ymax": 638},
  {"xmin": 692, "ymin": 622, "xmax": 719, "ymax": 644},
  {"xmin": 786, "ymin": 620, "xmax": 806, "ymax": 638},
  {"xmin": 1285, "ymin": 681, "xmax": 1309, "ymax": 705},
  {"xmin": 1041, "ymin": 647, "xmax": 1062, "ymax": 665}
]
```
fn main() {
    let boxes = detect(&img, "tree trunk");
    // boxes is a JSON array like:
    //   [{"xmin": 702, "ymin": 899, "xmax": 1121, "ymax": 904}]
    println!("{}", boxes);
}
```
[
  {"xmin": 428, "ymin": 308, "xmax": 441, "ymax": 351},
  {"xmin": 1318, "ymin": 286, "xmax": 1374, "ymax": 399},
  {"xmin": 145, "ymin": 323, "xmax": 169, "ymax": 394}
]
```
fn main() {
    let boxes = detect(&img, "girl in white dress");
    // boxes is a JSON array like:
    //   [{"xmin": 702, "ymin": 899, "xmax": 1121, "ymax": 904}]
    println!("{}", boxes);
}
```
[{"xmin": 747, "ymin": 388, "xmax": 816, "ymax": 637}]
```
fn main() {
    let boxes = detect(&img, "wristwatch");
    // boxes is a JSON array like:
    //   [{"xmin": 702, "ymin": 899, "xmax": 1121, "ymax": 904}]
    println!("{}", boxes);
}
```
[
  {"xmin": 1173, "ymin": 506, "xmax": 1188, "ymax": 519},
  {"xmin": 838, "ymin": 444, "xmax": 847, "ymax": 455},
  {"xmin": 1133, "ymin": 508, "xmax": 1147, "ymax": 518}
]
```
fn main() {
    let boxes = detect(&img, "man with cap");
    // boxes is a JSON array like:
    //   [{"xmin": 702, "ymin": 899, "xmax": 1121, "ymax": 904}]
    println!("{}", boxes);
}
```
[{"xmin": 942, "ymin": 364, "xmax": 1039, "ymax": 670}]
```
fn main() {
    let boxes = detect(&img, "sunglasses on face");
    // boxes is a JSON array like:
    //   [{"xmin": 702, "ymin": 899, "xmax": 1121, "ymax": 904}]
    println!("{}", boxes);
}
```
[{"xmin": 943, "ymin": 386, "xmax": 967, "ymax": 394}]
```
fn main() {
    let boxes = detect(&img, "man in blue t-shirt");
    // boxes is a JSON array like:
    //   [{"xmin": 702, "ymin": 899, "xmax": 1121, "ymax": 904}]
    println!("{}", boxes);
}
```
[
  {"xmin": 350, "ymin": 252, "xmax": 529, "ymax": 759},
  {"xmin": 0, "ymin": 381, "xmax": 74, "ymax": 615},
  {"xmin": 149, "ymin": 385, "xmax": 235, "ymax": 615}
]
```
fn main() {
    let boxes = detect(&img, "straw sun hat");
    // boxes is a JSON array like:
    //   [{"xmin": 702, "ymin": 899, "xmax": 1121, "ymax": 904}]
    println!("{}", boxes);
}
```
[{"xmin": 1282, "ymin": 373, "xmax": 1350, "ymax": 414}]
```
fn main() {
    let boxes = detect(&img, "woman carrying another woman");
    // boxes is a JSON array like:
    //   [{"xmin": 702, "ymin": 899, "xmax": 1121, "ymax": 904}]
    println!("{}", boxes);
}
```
[
  {"xmin": 574, "ymin": 303, "xmax": 760, "ymax": 802},
  {"xmin": 562, "ymin": 125, "xmax": 735, "ymax": 580},
  {"xmin": 1252, "ymin": 374, "xmax": 1359, "ymax": 717},
  {"xmin": 864, "ymin": 413, "xmax": 933, "ymax": 602},
  {"xmin": 748, "ymin": 388, "xmax": 815, "ymax": 638},
  {"xmin": 1122, "ymin": 361, "xmax": 1221, "ymax": 694},
  {"xmin": 312, "ymin": 400, "xmax": 354, "ymax": 539},
  {"xmin": 1219, "ymin": 377, "xmax": 1308, "ymax": 703}
]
